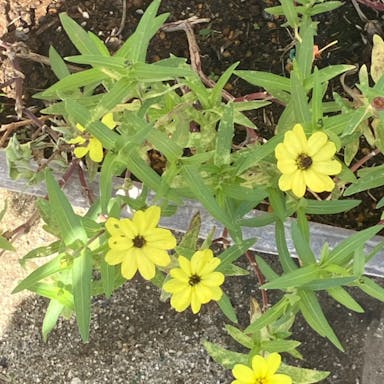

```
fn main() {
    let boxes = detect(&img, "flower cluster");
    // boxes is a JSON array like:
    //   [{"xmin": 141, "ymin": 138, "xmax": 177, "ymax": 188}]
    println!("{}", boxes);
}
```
[
  {"xmin": 68, "ymin": 113, "xmax": 116, "ymax": 162},
  {"xmin": 275, "ymin": 124, "xmax": 341, "ymax": 198},
  {"xmin": 104, "ymin": 206, "xmax": 176, "ymax": 280},
  {"xmin": 232, "ymin": 353, "xmax": 292, "ymax": 384},
  {"xmin": 163, "ymin": 249, "xmax": 224, "ymax": 314}
]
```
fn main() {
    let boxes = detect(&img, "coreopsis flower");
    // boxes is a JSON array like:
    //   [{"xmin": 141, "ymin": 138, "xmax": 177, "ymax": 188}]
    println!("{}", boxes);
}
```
[
  {"xmin": 163, "ymin": 249, "xmax": 224, "ymax": 314},
  {"xmin": 275, "ymin": 124, "xmax": 342, "ymax": 198},
  {"xmin": 105, "ymin": 206, "xmax": 176, "ymax": 280},
  {"xmin": 69, "ymin": 113, "xmax": 116, "ymax": 162},
  {"xmin": 232, "ymin": 353, "xmax": 292, "ymax": 384}
]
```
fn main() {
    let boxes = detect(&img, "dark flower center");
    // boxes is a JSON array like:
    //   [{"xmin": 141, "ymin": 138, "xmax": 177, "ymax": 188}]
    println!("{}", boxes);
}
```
[
  {"xmin": 297, "ymin": 153, "xmax": 313, "ymax": 170},
  {"xmin": 133, "ymin": 235, "xmax": 146, "ymax": 248},
  {"xmin": 189, "ymin": 274, "xmax": 201, "ymax": 286}
]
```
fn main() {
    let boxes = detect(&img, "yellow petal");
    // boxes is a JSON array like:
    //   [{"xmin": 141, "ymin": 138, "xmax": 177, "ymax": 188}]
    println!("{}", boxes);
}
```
[
  {"xmin": 108, "ymin": 236, "xmax": 132, "ymax": 251},
  {"xmin": 105, "ymin": 249, "xmax": 125, "ymax": 265},
  {"xmin": 75, "ymin": 123, "xmax": 86, "ymax": 132},
  {"xmin": 277, "ymin": 159, "xmax": 297, "ymax": 174},
  {"xmin": 278, "ymin": 174, "xmax": 293, "ymax": 191},
  {"xmin": 265, "ymin": 353, "xmax": 281, "ymax": 375},
  {"xmin": 105, "ymin": 217, "xmax": 124, "ymax": 236},
  {"xmin": 291, "ymin": 170, "xmax": 306, "ymax": 197},
  {"xmin": 88, "ymin": 138, "xmax": 104, "ymax": 162},
  {"xmin": 73, "ymin": 146, "xmax": 89, "ymax": 159},
  {"xmin": 143, "ymin": 247, "xmax": 171, "ymax": 267},
  {"xmin": 101, "ymin": 113, "xmax": 116, "ymax": 129},
  {"xmin": 170, "ymin": 267, "xmax": 189, "ymax": 283},
  {"xmin": 232, "ymin": 364, "xmax": 256, "ymax": 383},
  {"xmin": 269, "ymin": 374, "xmax": 292, "ymax": 384},
  {"xmin": 178, "ymin": 255, "xmax": 192, "ymax": 275},
  {"xmin": 190, "ymin": 291, "xmax": 203, "ymax": 313},
  {"xmin": 275, "ymin": 143, "xmax": 295, "ymax": 161},
  {"xmin": 202, "ymin": 272, "xmax": 225, "ymax": 287},
  {"xmin": 142, "ymin": 206, "xmax": 161, "ymax": 230},
  {"xmin": 252, "ymin": 355, "xmax": 268, "ymax": 378},
  {"xmin": 163, "ymin": 278, "xmax": 186, "ymax": 293},
  {"xmin": 209, "ymin": 286, "xmax": 223, "ymax": 301},
  {"xmin": 191, "ymin": 249, "xmax": 211, "ymax": 274},
  {"xmin": 311, "ymin": 141, "xmax": 337, "ymax": 161},
  {"xmin": 121, "ymin": 256, "xmax": 138, "ymax": 280},
  {"xmin": 194, "ymin": 285, "xmax": 213, "ymax": 304},
  {"xmin": 145, "ymin": 228, "xmax": 176, "ymax": 249},
  {"xmin": 307, "ymin": 131, "xmax": 328, "ymax": 156},
  {"xmin": 304, "ymin": 170, "xmax": 335, "ymax": 192},
  {"xmin": 68, "ymin": 136, "xmax": 85, "ymax": 145},
  {"xmin": 170, "ymin": 287, "xmax": 192, "ymax": 312},
  {"xmin": 137, "ymin": 252, "xmax": 156, "ymax": 280},
  {"xmin": 311, "ymin": 160, "xmax": 342, "ymax": 175},
  {"xmin": 284, "ymin": 124, "xmax": 307, "ymax": 156},
  {"xmin": 119, "ymin": 218, "xmax": 137, "ymax": 238}
]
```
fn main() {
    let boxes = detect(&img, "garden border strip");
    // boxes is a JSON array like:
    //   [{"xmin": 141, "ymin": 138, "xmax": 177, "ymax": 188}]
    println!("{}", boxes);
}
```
[{"xmin": 1, "ymin": 150, "xmax": 383, "ymax": 277}]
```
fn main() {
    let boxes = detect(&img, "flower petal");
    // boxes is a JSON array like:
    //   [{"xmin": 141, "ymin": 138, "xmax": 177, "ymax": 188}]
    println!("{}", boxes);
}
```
[
  {"xmin": 194, "ymin": 285, "xmax": 213, "ymax": 305},
  {"xmin": 143, "ymin": 247, "xmax": 171, "ymax": 267},
  {"xmin": 88, "ymin": 138, "xmax": 104, "ymax": 162},
  {"xmin": 201, "ymin": 271, "xmax": 225, "ymax": 287},
  {"xmin": 311, "ymin": 141, "xmax": 337, "ymax": 161},
  {"xmin": 291, "ymin": 170, "xmax": 306, "ymax": 197},
  {"xmin": 232, "ymin": 364, "xmax": 256, "ymax": 383},
  {"xmin": 208, "ymin": 286, "xmax": 223, "ymax": 301},
  {"xmin": 178, "ymin": 255, "xmax": 192, "ymax": 275},
  {"xmin": 191, "ymin": 249, "xmax": 212, "ymax": 274},
  {"xmin": 145, "ymin": 228, "xmax": 177, "ymax": 249},
  {"xmin": 275, "ymin": 143, "xmax": 295, "ymax": 161},
  {"xmin": 119, "ymin": 218, "xmax": 137, "ymax": 238},
  {"xmin": 101, "ymin": 113, "xmax": 116, "ymax": 129},
  {"xmin": 105, "ymin": 249, "xmax": 125, "ymax": 265},
  {"xmin": 284, "ymin": 124, "xmax": 307, "ymax": 156},
  {"xmin": 265, "ymin": 353, "xmax": 281, "ymax": 375},
  {"xmin": 170, "ymin": 287, "xmax": 192, "ymax": 312},
  {"xmin": 278, "ymin": 174, "xmax": 293, "ymax": 191},
  {"xmin": 277, "ymin": 159, "xmax": 297, "ymax": 174},
  {"xmin": 108, "ymin": 236, "xmax": 133, "ymax": 251},
  {"xmin": 163, "ymin": 278, "xmax": 186, "ymax": 294},
  {"xmin": 105, "ymin": 217, "xmax": 124, "ymax": 236},
  {"xmin": 73, "ymin": 146, "xmax": 89, "ymax": 159},
  {"xmin": 304, "ymin": 170, "xmax": 335, "ymax": 192},
  {"xmin": 121, "ymin": 256, "xmax": 138, "ymax": 280},
  {"xmin": 269, "ymin": 374, "xmax": 292, "ymax": 384},
  {"xmin": 190, "ymin": 291, "xmax": 203, "ymax": 313},
  {"xmin": 137, "ymin": 251, "xmax": 156, "ymax": 280},
  {"xmin": 311, "ymin": 160, "xmax": 342, "ymax": 175},
  {"xmin": 307, "ymin": 131, "xmax": 328, "ymax": 156},
  {"xmin": 252, "ymin": 355, "xmax": 268, "ymax": 378},
  {"xmin": 170, "ymin": 267, "xmax": 189, "ymax": 283}
]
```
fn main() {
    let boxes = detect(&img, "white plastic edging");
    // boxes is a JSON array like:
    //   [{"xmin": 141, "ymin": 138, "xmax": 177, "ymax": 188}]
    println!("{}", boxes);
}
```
[{"xmin": 1, "ymin": 150, "xmax": 383, "ymax": 277}]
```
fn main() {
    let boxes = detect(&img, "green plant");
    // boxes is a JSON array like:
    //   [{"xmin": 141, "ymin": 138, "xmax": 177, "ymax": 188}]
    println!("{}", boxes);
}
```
[{"xmin": 7, "ymin": 0, "xmax": 384, "ymax": 382}]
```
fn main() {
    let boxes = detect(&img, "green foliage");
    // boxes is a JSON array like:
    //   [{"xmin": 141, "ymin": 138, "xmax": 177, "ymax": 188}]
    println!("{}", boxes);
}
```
[{"xmin": 6, "ymin": 0, "xmax": 384, "ymax": 382}]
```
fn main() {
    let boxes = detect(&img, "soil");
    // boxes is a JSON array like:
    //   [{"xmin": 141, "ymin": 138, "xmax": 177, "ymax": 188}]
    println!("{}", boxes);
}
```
[{"xmin": 1, "ymin": 1, "xmax": 384, "ymax": 383}]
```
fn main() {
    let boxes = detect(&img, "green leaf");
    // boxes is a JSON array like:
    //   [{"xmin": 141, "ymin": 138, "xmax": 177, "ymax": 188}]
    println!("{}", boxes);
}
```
[
  {"xmin": 275, "ymin": 220, "xmax": 298, "ymax": 272},
  {"xmin": 116, "ymin": 0, "xmax": 168, "ymax": 62},
  {"xmin": 59, "ymin": 13, "xmax": 100, "ymax": 55},
  {"xmin": 0, "ymin": 235, "xmax": 14, "ymax": 251},
  {"xmin": 225, "ymin": 324, "xmax": 253, "ymax": 348},
  {"xmin": 218, "ymin": 239, "xmax": 256, "ymax": 266},
  {"xmin": 29, "ymin": 282, "xmax": 74, "ymax": 309},
  {"xmin": 218, "ymin": 293, "xmax": 238, "ymax": 323},
  {"xmin": 45, "ymin": 170, "xmax": 88, "ymax": 247},
  {"xmin": 291, "ymin": 220, "xmax": 316, "ymax": 266},
  {"xmin": 260, "ymin": 339, "xmax": 301, "ymax": 353},
  {"xmin": 255, "ymin": 255, "xmax": 279, "ymax": 281},
  {"xmin": 12, "ymin": 254, "xmax": 66, "ymax": 293},
  {"xmin": 344, "ymin": 165, "xmax": 384, "ymax": 195},
  {"xmin": 235, "ymin": 70, "xmax": 291, "ymax": 92},
  {"xmin": 280, "ymin": 0, "xmax": 299, "ymax": 28},
  {"xmin": 100, "ymin": 257, "xmax": 117, "ymax": 298},
  {"xmin": 279, "ymin": 363, "xmax": 330, "ymax": 384},
  {"xmin": 42, "ymin": 299, "xmax": 64, "ymax": 342},
  {"xmin": 302, "ymin": 276, "xmax": 357, "ymax": 290},
  {"xmin": 298, "ymin": 290, "xmax": 343, "ymax": 351},
  {"xmin": 65, "ymin": 55, "xmax": 127, "ymax": 69},
  {"xmin": 210, "ymin": 62, "xmax": 239, "ymax": 105},
  {"xmin": 290, "ymin": 69, "xmax": 311, "ymax": 124},
  {"xmin": 311, "ymin": 67, "xmax": 323, "ymax": 126},
  {"xmin": 304, "ymin": 65, "xmax": 356, "ymax": 90},
  {"xmin": 181, "ymin": 165, "xmax": 238, "ymax": 235},
  {"xmin": 176, "ymin": 212, "xmax": 201, "ymax": 258},
  {"xmin": 203, "ymin": 341, "xmax": 247, "ymax": 369},
  {"xmin": 131, "ymin": 62, "xmax": 192, "ymax": 81},
  {"xmin": 358, "ymin": 276, "xmax": 384, "ymax": 301},
  {"xmin": 19, "ymin": 240, "xmax": 61, "ymax": 266},
  {"xmin": 327, "ymin": 287, "xmax": 364, "ymax": 313},
  {"xmin": 295, "ymin": 19, "xmax": 314, "ymax": 79},
  {"xmin": 262, "ymin": 264, "xmax": 320, "ymax": 290},
  {"xmin": 36, "ymin": 68, "xmax": 108, "ymax": 98},
  {"xmin": 72, "ymin": 248, "xmax": 93, "ymax": 342},
  {"xmin": 214, "ymin": 104, "xmax": 234, "ymax": 166},
  {"xmin": 302, "ymin": 199, "xmax": 361, "ymax": 214},
  {"xmin": 245, "ymin": 297, "xmax": 289, "ymax": 333},
  {"xmin": 324, "ymin": 225, "xmax": 383, "ymax": 266},
  {"xmin": 49, "ymin": 46, "xmax": 71, "ymax": 80},
  {"xmin": 342, "ymin": 105, "xmax": 372, "ymax": 137}
]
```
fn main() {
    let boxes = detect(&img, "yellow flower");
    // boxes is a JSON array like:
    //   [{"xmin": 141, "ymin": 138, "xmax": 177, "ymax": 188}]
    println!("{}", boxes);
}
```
[
  {"xmin": 69, "ymin": 113, "xmax": 116, "ymax": 163},
  {"xmin": 232, "ymin": 353, "xmax": 292, "ymax": 384},
  {"xmin": 275, "ymin": 124, "xmax": 342, "ymax": 198},
  {"xmin": 105, "ymin": 206, "xmax": 176, "ymax": 280},
  {"xmin": 163, "ymin": 249, "xmax": 224, "ymax": 314}
]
